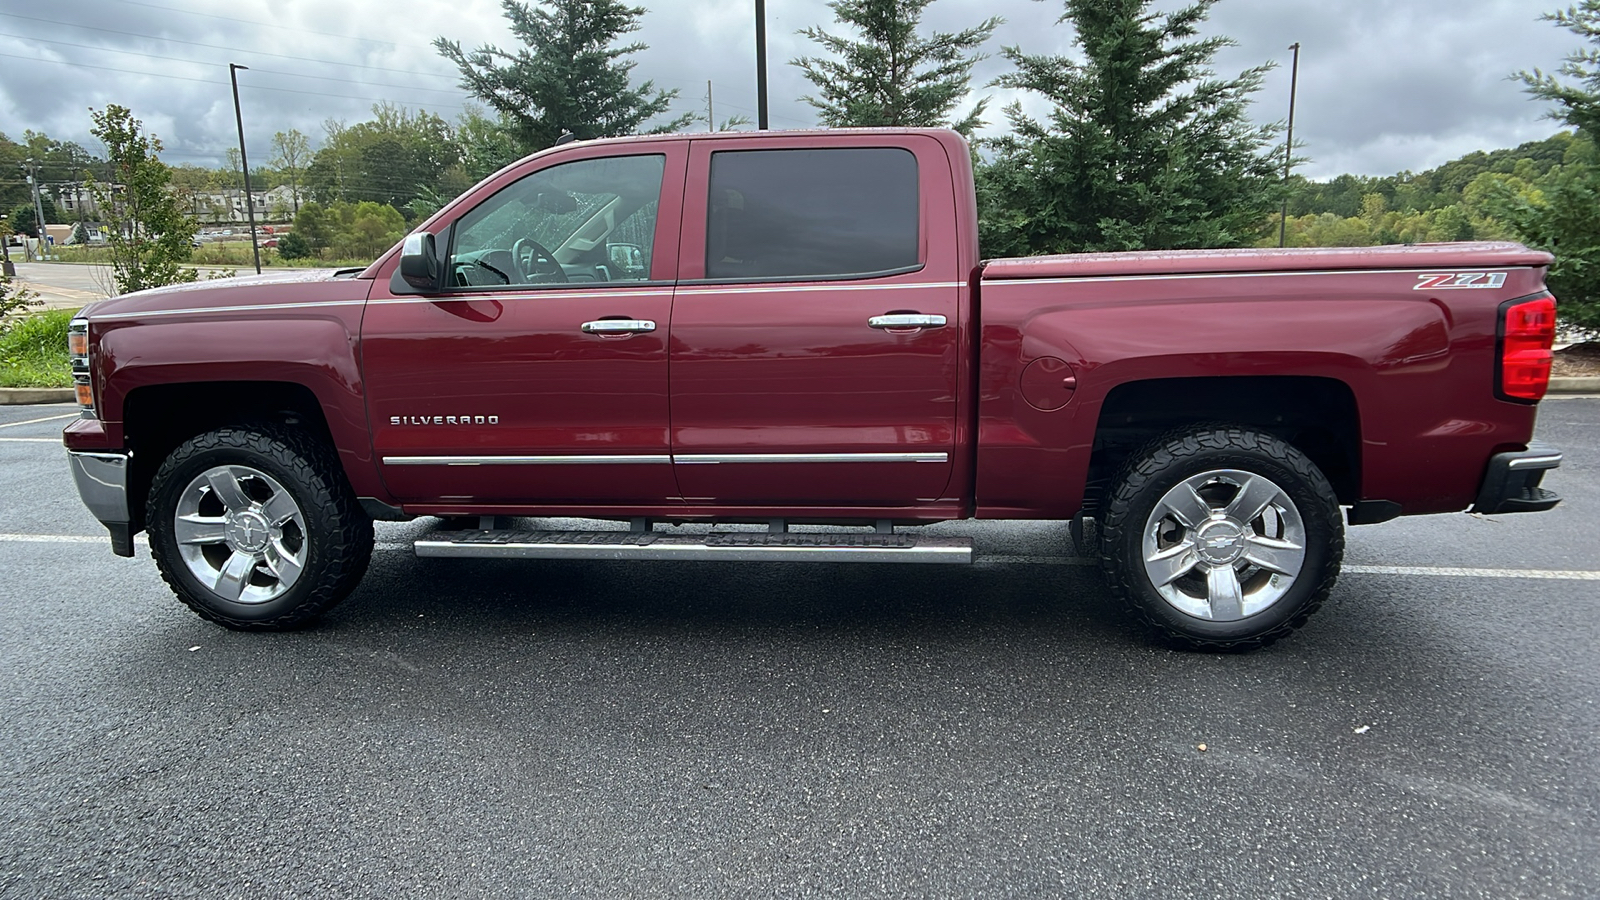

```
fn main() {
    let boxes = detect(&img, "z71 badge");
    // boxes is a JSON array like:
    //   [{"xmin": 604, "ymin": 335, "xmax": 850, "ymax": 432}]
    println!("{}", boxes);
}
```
[{"xmin": 1414, "ymin": 272, "xmax": 1508, "ymax": 290}]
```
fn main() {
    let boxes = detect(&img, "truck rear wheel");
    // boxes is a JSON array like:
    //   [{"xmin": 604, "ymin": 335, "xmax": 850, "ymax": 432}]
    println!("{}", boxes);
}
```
[
  {"xmin": 1099, "ymin": 426, "xmax": 1343, "ymax": 651},
  {"xmin": 147, "ymin": 425, "xmax": 374, "ymax": 630}
]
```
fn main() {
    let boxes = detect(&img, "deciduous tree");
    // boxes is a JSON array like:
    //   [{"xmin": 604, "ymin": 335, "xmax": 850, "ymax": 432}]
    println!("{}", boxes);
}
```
[
  {"xmin": 793, "ymin": 0, "xmax": 1000, "ymax": 134},
  {"xmin": 304, "ymin": 104, "xmax": 459, "ymax": 213},
  {"xmin": 976, "ymin": 0, "xmax": 1282, "ymax": 257},
  {"xmin": 87, "ymin": 104, "xmax": 197, "ymax": 294},
  {"xmin": 271, "ymin": 129, "xmax": 312, "ymax": 215}
]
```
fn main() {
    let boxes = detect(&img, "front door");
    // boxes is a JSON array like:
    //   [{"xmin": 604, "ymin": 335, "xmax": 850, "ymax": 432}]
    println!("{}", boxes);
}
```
[
  {"xmin": 668, "ymin": 136, "xmax": 963, "ymax": 509},
  {"xmin": 363, "ymin": 146, "xmax": 687, "ymax": 507}
]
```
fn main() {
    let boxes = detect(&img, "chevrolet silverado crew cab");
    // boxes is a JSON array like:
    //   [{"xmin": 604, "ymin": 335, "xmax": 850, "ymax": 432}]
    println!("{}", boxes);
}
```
[{"xmin": 63, "ymin": 129, "xmax": 1564, "ymax": 650}]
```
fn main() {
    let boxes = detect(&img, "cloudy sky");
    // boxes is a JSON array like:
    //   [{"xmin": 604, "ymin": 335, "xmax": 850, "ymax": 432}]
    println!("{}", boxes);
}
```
[{"xmin": 0, "ymin": 0, "xmax": 1581, "ymax": 181}]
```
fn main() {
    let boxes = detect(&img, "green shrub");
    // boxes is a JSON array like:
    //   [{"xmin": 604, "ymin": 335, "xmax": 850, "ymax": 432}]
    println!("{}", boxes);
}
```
[
  {"xmin": 277, "ymin": 231, "xmax": 311, "ymax": 260},
  {"xmin": 0, "ymin": 309, "xmax": 73, "ymax": 387}
]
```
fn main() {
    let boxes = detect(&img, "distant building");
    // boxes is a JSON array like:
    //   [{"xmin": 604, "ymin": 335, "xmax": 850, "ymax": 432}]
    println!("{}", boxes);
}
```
[{"xmin": 184, "ymin": 186, "xmax": 297, "ymax": 224}]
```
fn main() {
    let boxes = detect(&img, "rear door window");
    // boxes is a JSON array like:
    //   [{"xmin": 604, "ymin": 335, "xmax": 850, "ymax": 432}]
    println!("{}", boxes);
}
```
[{"xmin": 705, "ymin": 148, "xmax": 919, "ymax": 281}]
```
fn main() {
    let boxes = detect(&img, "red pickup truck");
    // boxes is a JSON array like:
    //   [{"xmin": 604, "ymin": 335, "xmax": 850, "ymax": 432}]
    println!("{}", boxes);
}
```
[{"xmin": 63, "ymin": 128, "xmax": 1563, "ymax": 650}]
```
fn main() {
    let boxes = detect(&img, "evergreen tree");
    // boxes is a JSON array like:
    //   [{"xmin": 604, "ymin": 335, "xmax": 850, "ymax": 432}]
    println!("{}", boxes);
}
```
[
  {"xmin": 436, "ymin": 0, "xmax": 692, "ymax": 154},
  {"xmin": 87, "ymin": 104, "xmax": 198, "ymax": 295},
  {"xmin": 793, "ymin": 0, "xmax": 1000, "ymax": 134},
  {"xmin": 1518, "ymin": 1, "xmax": 1600, "ymax": 135},
  {"xmin": 977, "ymin": 0, "xmax": 1282, "ymax": 257},
  {"xmin": 1512, "ymin": 4, "xmax": 1600, "ymax": 333},
  {"xmin": 1500, "ymin": 166, "xmax": 1600, "ymax": 334}
]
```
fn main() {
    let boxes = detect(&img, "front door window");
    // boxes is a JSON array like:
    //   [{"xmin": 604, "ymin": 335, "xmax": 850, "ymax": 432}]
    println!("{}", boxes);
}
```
[{"xmin": 448, "ymin": 154, "xmax": 666, "ymax": 288}]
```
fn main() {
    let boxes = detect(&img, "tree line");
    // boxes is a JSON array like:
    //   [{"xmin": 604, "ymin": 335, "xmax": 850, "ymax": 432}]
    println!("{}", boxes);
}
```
[{"xmin": 5, "ymin": 0, "xmax": 1599, "ymax": 332}]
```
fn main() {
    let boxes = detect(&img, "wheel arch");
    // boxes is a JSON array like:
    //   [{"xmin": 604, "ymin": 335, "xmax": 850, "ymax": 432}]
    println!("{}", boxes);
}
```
[
  {"xmin": 1084, "ymin": 375, "xmax": 1362, "ymax": 516},
  {"xmin": 120, "ymin": 380, "xmax": 356, "ymax": 534}
]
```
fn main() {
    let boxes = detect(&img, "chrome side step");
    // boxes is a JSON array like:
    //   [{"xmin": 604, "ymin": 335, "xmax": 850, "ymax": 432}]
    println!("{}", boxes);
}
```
[{"xmin": 414, "ymin": 529, "xmax": 973, "ymax": 564}]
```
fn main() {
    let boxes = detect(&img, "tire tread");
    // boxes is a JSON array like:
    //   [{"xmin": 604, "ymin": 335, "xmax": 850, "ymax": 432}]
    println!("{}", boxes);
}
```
[
  {"xmin": 146, "ymin": 425, "xmax": 373, "ymax": 631},
  {"xmin": 1098, "ymin": 425, "xmax": 1344, "ymax": 652}
]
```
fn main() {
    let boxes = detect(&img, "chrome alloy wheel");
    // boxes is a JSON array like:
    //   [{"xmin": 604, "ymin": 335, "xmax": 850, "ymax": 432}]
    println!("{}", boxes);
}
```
[
  {"xmin": 173, "ymin": 464, "xmax": 308, "ymax": 605},
  {"xmin": 1140, "ymin": 469, "xmax": 1307, "ymax": 622}
]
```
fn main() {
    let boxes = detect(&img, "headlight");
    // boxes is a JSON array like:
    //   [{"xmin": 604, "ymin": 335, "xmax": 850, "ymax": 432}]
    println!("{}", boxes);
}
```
[{"xmin": 68, "ymin": 318, "xmax": 93, "ymax": 414}]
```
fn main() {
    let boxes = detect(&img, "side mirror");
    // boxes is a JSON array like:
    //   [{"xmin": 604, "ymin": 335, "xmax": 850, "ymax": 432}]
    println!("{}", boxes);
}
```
[
  {"xmin": 607, "ymin": 242, "xmax": 644, "ymax": 274},
  {"xmin": 399, "ymin": 231, "xmax": 440, "ymax": 291}
]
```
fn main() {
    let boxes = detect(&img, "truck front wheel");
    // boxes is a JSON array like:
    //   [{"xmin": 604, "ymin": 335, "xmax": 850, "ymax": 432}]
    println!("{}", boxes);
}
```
[
  {"xmin": 1099, "ymin": 427, "xmax": 1344, "ymax": 651},
  {"xmin": 146, "ymin": 425, "xmax": 374, "ymax": 630}
]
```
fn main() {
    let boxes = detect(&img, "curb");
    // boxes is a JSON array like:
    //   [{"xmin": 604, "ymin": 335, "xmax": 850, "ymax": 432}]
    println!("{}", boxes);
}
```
[
  {"xmin": 0, "ymin": 388, "xmax": 74, "ymax": 405},
  {"xmin": 1549, "ymin": 376, "xmax": 1600, "ymax": 394}
]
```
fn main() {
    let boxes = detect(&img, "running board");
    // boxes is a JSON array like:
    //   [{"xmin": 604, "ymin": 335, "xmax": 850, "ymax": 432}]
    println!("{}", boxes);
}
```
[{"xmin": 414, "ymin": 529, "xmax": 973, "ymax": 564}]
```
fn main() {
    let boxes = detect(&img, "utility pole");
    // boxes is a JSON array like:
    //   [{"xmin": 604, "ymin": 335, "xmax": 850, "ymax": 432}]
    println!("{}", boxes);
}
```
[
  {"xmin": 229, "ymin": 63, "xmax": 263, "ymax": 275},
  {"xmin": 1279, "ymin": 42, "xmax": 1301, "ymax": 249},
  {"xmin": 754, "ymin": 0, "xmax": 769, "ymax": 130},
  {"xmin": 25, "ymin": 162, "xmax": 49, "ymax": 261},
  {"xmin": 707, "ymin": 80, "xmax": 715, "ymax": 132},
  {"xmin": 1, "ymin": 214, "xmax": 14, "ymax": 277}
]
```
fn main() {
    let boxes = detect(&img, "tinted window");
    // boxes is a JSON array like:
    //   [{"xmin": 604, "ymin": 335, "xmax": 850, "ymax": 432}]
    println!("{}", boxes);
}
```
[
  {"xmin": 706, "ymin": 148, "xmax": 918, "ymax": 280},
  {"xmin": 449, "ymin": 154, "xmax": 664, "ymax": 288}
]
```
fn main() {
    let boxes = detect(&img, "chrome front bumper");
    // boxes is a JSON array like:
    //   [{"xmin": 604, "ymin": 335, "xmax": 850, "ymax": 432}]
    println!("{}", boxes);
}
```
[{"xmin": 68, "ymin": 450, "xmax": 135, "ymax": 557}]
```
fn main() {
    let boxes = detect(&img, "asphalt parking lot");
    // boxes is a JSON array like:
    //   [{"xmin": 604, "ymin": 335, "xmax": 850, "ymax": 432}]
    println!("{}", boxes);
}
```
[{"xmin": 2, "ymin": 401, "xmax": 1597, "ymax": 898}]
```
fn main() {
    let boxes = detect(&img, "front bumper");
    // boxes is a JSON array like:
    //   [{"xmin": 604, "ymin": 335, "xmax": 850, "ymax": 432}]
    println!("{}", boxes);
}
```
[
  {"xmin": 1472, "ymin": 441, "xmax": 1562, "ymax": 515},
  {"xmin": 68, "ymin": 450, "xmax": 136, "ymax": 557}
]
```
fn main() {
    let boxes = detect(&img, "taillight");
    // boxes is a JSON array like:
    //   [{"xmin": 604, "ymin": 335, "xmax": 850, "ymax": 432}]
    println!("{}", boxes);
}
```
[
  {"xmin": 68, "ymin": 318, "xmax": 94, "ymax": 414},
  {"xmin": 1497, "ymin": 295, "xmax": 1556, "ymax": 402}
]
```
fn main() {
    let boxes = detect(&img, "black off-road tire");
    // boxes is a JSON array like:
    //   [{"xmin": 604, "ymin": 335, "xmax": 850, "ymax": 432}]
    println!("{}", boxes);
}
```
[
  {"xmin": 1099, "ymin": 426, "xmax": 1344, "ymax": 652},
  {"xmin": 146, "ymin": 425, "xmax": 374, "ymax": 630}
]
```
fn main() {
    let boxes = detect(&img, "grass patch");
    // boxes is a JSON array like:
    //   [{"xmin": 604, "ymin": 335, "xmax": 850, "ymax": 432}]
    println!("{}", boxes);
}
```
[{"xmin": 0, "ymin": 310, "xmax": 74, "ymax": 388}]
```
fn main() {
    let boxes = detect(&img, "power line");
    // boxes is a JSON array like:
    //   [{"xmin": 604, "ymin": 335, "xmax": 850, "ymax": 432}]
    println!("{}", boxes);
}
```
[
  {"xmin": 5, "ymin": 12, "xmax": 463, "ymax": 80},
  {"xmin": 0, "ymin": 51, "xmax": 471, "ymax": 110},
  {"xmin": 0, "ymin": 30, "xmax": 469, "ymax": 96},
  {"xmin": 108, "ymin": 0, "xmax": 420, "ymax": 49}
]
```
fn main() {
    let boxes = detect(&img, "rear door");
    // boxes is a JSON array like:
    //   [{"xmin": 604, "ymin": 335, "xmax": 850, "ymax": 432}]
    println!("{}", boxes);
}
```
[{"xmin": 668, "ymin": 134, "xmax": 962, "ymax": 508}]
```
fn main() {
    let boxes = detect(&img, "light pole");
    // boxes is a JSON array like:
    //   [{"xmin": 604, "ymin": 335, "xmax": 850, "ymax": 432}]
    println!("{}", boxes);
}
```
[
  {"xmin": 754, "ymin": 0, "xmax": 769, "ymax": 130},
  {"xmin": 229, "ymin": 63, "xmax": 263, "ymax": 275},
  {"xmin": 1279, "ymin": 42, "xmax": 1301, "ymax": 249}
]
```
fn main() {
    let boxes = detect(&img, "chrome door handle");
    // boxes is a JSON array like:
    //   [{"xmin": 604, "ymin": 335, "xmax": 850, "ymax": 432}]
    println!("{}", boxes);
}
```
[
  {"xmin": 869, "ymin": 314, "xmax": 947, "ymax": 329},
  {"xmin": 581, "ymin": 319, "xmax": 657, "ymax": 334}
]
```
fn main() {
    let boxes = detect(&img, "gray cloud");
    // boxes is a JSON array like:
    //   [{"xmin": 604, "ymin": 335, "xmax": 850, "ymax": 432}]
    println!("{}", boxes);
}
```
[{"xmin": 0, "ymin": 0, "xmax": 1580, "ymax": 180}]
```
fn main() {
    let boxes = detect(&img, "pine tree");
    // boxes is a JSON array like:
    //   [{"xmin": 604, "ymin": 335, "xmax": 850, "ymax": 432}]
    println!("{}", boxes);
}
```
[
  {"xmin": 793, "ymin": 0, "xmax": 1000, "ymax": 134},
  {"xmin": 977, "ymin": 0, "xmax": 1282, "ymax": 257},
  {"xmin": 1519, "ymin": 1, "xmax": 1600, "ymax": 135},
  {"xmin": 436, "ymin": 0, "xmax": 692, "ymax": 154},
  {"xmin": 1511, "ymin": 2, "xmax": 1600, "ymax": 333}
]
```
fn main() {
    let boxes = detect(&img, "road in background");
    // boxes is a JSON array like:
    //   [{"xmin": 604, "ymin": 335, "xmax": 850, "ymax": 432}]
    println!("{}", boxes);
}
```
[
  {"xmin": 1, "ymin": 401, "xmax": 1597, "ymax": 898},
  {"xmin": 9, "ymin": 262, "xmax": 107, "ymax": 311}
]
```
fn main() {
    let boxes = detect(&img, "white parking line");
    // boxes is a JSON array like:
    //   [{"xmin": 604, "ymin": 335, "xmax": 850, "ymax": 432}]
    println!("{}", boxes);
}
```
[
  {"xmin": 1344, "ymin": 564, "xmax": 1600, "ymax": 580},
  {"xmin": 0, "ymin": 437, "xmax": 60, "ymax": 443},
  {"xmin": 0, "ymin": 412, "xmax": 77, "ymax": 429},
  {"xmin": 0, "ymin": 533, "xmax": 103, "ymax": 543}
]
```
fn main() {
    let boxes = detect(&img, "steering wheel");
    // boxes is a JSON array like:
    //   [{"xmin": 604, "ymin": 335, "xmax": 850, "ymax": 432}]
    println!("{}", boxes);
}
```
[{"xmin": 511, "ymin": 237, "xmax": 567, "ymax": 284}]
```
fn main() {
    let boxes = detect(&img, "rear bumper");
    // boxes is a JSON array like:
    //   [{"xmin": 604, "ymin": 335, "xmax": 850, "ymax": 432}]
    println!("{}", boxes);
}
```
[
  {"xmin": 68, "ymin": 450, "xmax": 135, "ymax": 557},
  {"xmin": 1472, "ymin": 441, "xmax": 1562, "ymax": 515}
]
